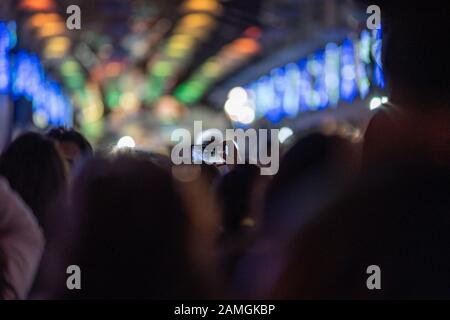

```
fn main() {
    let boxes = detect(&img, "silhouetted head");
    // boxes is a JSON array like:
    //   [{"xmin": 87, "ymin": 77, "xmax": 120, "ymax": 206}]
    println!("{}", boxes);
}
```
[
  {"xmin": 217, "ymin": 164, "xmax": 261, "ymax": 236},
  {"xmin": 360, "ymin": 1, "xmax": 450, "ymax": 109},
  {"xmin": 46, "ymin": 127, "xmax": 93, "ymax": 167},
  {"xmin": 273, "ymin": 164, "xmax": 450, "ymax": 299},
  {"xmin": 264, "ymin": 133, "xmax": 355, "ymax": 236},
  {"xmin": 0, "ymin": 132, "xmax": 67, "ymax": 227},
  {"xmin": 41, "ymin": 154, "xmax": 210, "ymax": 299}
]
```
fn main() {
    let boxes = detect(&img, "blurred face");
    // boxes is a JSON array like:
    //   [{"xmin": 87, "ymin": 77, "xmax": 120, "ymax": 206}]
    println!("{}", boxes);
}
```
[{"xmin": 57, "ymin": 141, "xmax": 82, "ymax": 168}]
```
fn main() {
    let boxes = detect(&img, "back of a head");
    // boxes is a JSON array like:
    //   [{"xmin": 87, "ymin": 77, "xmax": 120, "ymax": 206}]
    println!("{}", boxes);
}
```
[
  {"xmin": 366, "ymin": 1, "xmax": 450, "ymax": 108},
  {"xmin": 46, "ymin": 127, "xmax": 93, "ymax": 161},
  {"xmin": 46, "ymin": 155, "xmax": 207, "ymax": 299},
  {"xmin": 131, "ymin": 149, "xmax": 173, "ymax": 171},
  {"xmin": 217, "ymin": 164, "xmax": 261, "ymax": 236},
  {"xmin": 263, "ymin": 133, "xmax": 354, "ymax": 235},
  {"xmin": 273, "ymin": 165, "xmax": 450, "ymax": 299},
  {"xmin": 0, "ymin": 132, "xmax": 67, "ymax": 226}
]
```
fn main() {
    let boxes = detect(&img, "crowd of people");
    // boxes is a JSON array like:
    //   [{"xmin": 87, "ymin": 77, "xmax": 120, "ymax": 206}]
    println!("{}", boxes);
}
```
[{"xmin": 0, "ymin": 3, "xmax": 449, "ymax": 300}]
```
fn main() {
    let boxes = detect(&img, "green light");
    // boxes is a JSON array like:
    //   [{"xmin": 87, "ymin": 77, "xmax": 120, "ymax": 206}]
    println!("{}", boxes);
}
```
[
  {"xmin": 144, "ymin": 76, "xmax": 167, "ymax": 104},
  {"xmin": 61, "ymin": 59, "xmax": 80, "ymax": 76},
  {"xmin": 151, "ymin": 61, "xmax": 173, "ymax": 77},
  {"xmin": 64, "ymin": 74, "xmax": 85, "ymax": 89},
  {"xmin": 81, "ymin": 120, "xmax": 104, "ymax": 143},
  {"xmin": 174, "ymin": 81, "xmax": 207, "ymax": 104},
  {"xmin": 106, "ymin": 90, "xmax": 121, "ymax": 109}
]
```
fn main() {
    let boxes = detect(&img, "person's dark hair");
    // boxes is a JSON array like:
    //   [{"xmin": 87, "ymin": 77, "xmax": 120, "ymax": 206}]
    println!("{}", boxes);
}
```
[
  {"xmin": 0, "ymin": 132, "xmax": 67, "ymax": 228},
  {"xmin": 272, "ymin": 164, "xmax": 450, "ymax": 299},
  {"xmin": 40, "ymin": 154, "xmax": 212, "ymax": 299},
  {"xmin": 263, "ymin": 133, "xmax": 354, "ymax": 235},
  {"xmin": 358, "ymin": 1, "xmax": 450, "ymax": 107},
  {"xmin": 123, "ymin": 149, "xmax": 173, "ymax": 172},
  {"xmin": 216, "ymin": 164, "xmax": 263, "ymax": 283},
  {"xmin": 217, "ymin": 164, "xmax": 260, "ymax": 236},
  {"xmin": 46, "ymin": 127, "xmax": 93, "ymax": 157},
  {"xmin": 199, "ymin": 163, "xmax": 221, "ymax": 188}
]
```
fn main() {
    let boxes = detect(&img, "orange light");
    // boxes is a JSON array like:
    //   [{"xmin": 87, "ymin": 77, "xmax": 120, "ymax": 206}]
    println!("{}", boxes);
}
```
[
  {"xmin": 232, "ymin": 38, "xmax": 260, "ymax": 55},
  {"xmin": 19, "ymin": 0, "xmax": 55, "ymax": 11},
  {"xmin": 221, "ymin": 44, "xmax": 244, "ymax": 60},
  {"xmin": 28, "ymin": 13, "xmax": 61, "ymax": 29},
  {"xmin": 105, "ymin": 62, "xmax": 122, "ymax": 78},
  {"xmin": 37, "ymin": 21, "xmax": 66, "ymax": 38},
  {"xmin": 154, "ymin": 95, "xmax": 184, "ymax": 121},
  {"xmin": 181, "ymin": 0, "xmax": 223, "ymax": 15}
]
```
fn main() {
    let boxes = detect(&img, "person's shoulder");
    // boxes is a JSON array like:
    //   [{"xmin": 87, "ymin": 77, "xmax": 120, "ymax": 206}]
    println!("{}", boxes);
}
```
[{"xmin": 0, "ymin": 176, "xmax": 32, "ymax": 220}]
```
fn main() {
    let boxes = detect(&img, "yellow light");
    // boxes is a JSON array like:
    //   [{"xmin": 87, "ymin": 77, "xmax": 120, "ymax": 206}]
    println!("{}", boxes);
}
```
[
  {"xmin": 167, "ymin": 34, "xmax": 195, "ymax": 50},
  {"xmin": 201, "ymin": 61, "xmax": 222, "ymax": 77},
  {"xmin": 119, "ymin": 92, "xmax": 140, "ymax": 112},
  {"xmin": 37, "ymin": 21, "xmax": 66, "ymax": 38},
  {"xmin": 165, "ymin": 47, "xmax": 187, "ymax": 58},
  {"xmin": 181, "ymin": 0, "xmax": 223, "ymax": 15},
  {"xmin": 80, "ymin": 84, "xmax": 105, "ymax": 123},
  {"xmin": 178, "ymin": 13, "xmax": 215, "ymax": 29},
  {"xmin": 44, "ymin": 36, "xmax": 71, "ymax": 58},
  {"xmin": 172, "ymin": 26, "xmax": 210, "ymax": 40}
]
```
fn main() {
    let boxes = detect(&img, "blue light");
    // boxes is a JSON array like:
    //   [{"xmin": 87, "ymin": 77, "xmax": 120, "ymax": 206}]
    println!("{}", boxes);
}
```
[
  {"xmin": 374, "ymin": 63, "xmax": 385, "ymax": 89},
  {"xmin": 1, "ymin": 20, "xmax": 73, "ymax": 127},
  {"xmin": 298, "ymin": 67, "xmax": 312, "ymax": 111},
  {"xmin": 0, "ymin": 21, "xmax": 14, "ymax": 94},
  {"xmin": 271, "ymin": 67, "xmax": 285, "ymax": 116},
  {"xmin": 372, "ymin": 26, "xmax": 385, "ymax": 89},
  {"xmin": 12, "ymin": 50, "xmax": 73, "ymax": 127},
  {"xmin": 12, "ymin": 51, "xmax": 44, "ymax": 99},
  {"xmin": 0, "ymin": 53, "xmax": 9, "ymax": 94},
  {"xmin": 283, "ymin": 63, "xmax": 301, "ymax": 117},
  {"xmin": 265, "ymin": 107, "xmax": 284, "ymax": 124},
  {"xmin": 340, "ymin": 38, "xmax": 358, "ymax": 102},
  {"xmin": 246, "ymin": 29, "xmax": 385, "ymax": 123},
  {"xmin": 324, "ymin": 43, "xmax": 340, "ymax": 107},
  {"xmin": 0, "ymin": 22, "xmax": 12, "ymax": 52}
]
